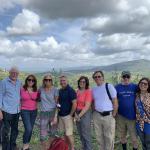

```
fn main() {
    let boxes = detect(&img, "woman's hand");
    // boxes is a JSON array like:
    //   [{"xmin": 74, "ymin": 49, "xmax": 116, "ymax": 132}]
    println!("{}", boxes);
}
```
[
  {"xmin": 75, "ymin": 113, "xmax": 80, "ymax": 122},
  {"xmin": 51, "ymin": 116, "xmax": 58, "ymax": 126}
]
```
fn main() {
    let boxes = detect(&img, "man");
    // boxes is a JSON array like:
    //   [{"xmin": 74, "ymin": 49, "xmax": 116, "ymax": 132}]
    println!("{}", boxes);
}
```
[
  {"xmin": 58, "ymin": 75, "xmax": 77, "ymax": 150},
  {"xmin": 115, "ymin": 71, "xmax": 138, "ymax": 150},
  {"xmin": 92, "ymin": 70, "xmax": 118, "ymax": 150},
  {"xmin": 0, "ymin": 67, "xmax": 22, "ymax": 150}
]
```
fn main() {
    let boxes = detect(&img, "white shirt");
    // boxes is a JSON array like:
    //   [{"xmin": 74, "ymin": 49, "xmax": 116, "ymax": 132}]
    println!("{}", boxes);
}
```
[{"xmin": 92, "ymin": 83, "xmax": 117, "ymax": 112}]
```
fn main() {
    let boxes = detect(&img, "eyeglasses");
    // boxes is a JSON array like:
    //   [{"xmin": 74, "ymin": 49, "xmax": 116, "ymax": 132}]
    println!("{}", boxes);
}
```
[
  {"xmin": 140, "ymin": 82, "xmax": 148, "ymax": 86},
  {"xmin": 44, "ymin": 79, "xmax": 52, "ymax": 82},
  {"xmin": 27, "ymin": 79, "xmax": 35, "ymax": 82},
  {"xmin": 122, "ymin": 75, "xmax": 130, "ymax": 79},
  {"xmin": 80, "ymin": 80, "xmax": 86, "ymax": 83},
  {"xmin": 94, "ymin": 75, "xmax": 102, "ymax": 79},
  {"xmin": 60, "ymin": 80, "xmax": 66, "ymax": 82}
]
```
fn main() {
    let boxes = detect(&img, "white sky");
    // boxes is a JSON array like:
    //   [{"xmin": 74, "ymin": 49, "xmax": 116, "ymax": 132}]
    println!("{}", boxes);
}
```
[{"xmin": 0, "ymin": 0, "xmax": 150, "ymax": 72}]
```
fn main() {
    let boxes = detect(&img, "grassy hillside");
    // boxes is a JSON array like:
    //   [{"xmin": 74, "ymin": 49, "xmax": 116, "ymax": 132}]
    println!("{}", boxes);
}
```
[{"xmin": 63, "ymin": 59, "xmax": 150, "ymax": 76}]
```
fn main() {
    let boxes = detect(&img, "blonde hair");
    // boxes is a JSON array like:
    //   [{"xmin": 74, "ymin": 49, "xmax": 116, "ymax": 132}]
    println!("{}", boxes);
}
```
[{"xmin": 42, "ymin": 73, "xmax": 53, "ymax": 87}]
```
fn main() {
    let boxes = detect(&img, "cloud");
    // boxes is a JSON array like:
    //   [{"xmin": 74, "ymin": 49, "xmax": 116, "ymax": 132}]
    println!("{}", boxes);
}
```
[
  {"xmin": 83, "ymin": 5, "xmax": 150, "ymax": 35},
  {"xmin": 23, "ymin": 0, "xmax": 124, "ymax": 19},
  {"xmin": 1, "ymin": 0, "xmax": 150, "ymax": 71},
  {"xmin": 0, "ymin": 36, "xmax": 91, "ymax": 60},
  {"xmin": 0, "ymin": 0, "xmax": 28, "ymax": 12},
  {"xmin": 6, "ymin": 9, "xmax": 42, "ymax": 35},
  {"xmin": 0, "ymin": 0, "xmax": 18, "ymax": 12},
  {"xmin": 92, "ymin": 33, "xmax": 149, "ymax": 55}
]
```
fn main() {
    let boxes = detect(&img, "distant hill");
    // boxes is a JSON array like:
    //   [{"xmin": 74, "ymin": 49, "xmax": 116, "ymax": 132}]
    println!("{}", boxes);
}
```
[{"xmin": 64, "ymin": 59, "xmax": 150, "ymax": 75}]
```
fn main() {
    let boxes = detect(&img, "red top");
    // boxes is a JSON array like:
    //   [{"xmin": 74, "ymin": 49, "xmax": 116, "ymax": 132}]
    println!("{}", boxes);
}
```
[{"xmin": 76, "ymin": 89, "xmax": 92, "ymax": 110}]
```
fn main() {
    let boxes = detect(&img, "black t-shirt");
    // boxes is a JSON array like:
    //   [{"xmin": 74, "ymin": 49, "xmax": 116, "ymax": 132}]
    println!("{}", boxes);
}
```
[{"xmin": 58, "ymin": 85, "xmax": 76, "ymax": 117}]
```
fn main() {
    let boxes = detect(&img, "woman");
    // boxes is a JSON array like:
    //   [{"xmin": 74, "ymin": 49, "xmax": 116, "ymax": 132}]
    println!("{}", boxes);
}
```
[
  {"xmin": 21, "ymin": 74, "xmax": 39, "ymax": 150},
  {"xmin": 75, "ymin": 76, "xmax": 92, "ymax": 150},
  {"xmin": 39, "ymin": 74, "xmax": 58, "ymax": 150},
  {"xmin": 135, "ymin": 77, "xmax": 150, "ymax": 150}
]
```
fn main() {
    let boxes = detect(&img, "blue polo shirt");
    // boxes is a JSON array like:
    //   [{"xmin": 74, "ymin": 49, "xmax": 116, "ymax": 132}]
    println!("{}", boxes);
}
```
[
  {"xmin": 58, "ymin": 85, "xmax": 76, "ymax": 117},
  {"xmin": 115, "ymin": 83, "xmax": 137, "ymax": 120}
]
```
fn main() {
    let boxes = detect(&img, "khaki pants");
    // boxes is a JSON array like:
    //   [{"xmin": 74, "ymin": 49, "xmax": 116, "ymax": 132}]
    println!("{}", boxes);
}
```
[
  {"xmin": 116, "ymin": 114, "xmax": 138, "ymax": 147},
  {"xmin": 58, "ymin": 115, "xmax": 73, "ymax": 136},
  {"xmin": 93, "ymin": 111, "xmax": 115, "ymax": 150}
]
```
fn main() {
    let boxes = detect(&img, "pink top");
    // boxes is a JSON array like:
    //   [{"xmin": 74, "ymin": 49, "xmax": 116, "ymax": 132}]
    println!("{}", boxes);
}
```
[
  {"xmin": 21, "ymin": 88, "xmax": 38, "ymax": 110},
  {"xmin": 76, "ymin": 89, "xmax": 92, "ymax": 110}
]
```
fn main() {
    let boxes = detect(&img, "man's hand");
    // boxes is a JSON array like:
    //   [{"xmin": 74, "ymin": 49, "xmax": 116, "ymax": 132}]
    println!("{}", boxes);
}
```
[
  {"xmin": 0, "ymin": 110, "xmax": 3, "ymax": 120},
  {"xmin": 112, "ymin": 97, "xmax": 118, "ymax": 118}
]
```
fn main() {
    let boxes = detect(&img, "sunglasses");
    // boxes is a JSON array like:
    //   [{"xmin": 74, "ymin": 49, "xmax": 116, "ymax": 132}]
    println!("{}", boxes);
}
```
[
  {"xmin": 27, "ymin": 79, "xmax": 35, "ymax": 82},
  {"xmin": 94, "ymin": 75, "xmax": 102, "ymax": 79},
  {"xmin": 140, "ymin": 82, "xmax": 148, "ymax": 86},
  {"xmin": 122, "ymin": 75, "xmax": 130, "ymax": 79},
  {"xmin": 44, "ymin": 79, "xmax": 52, "ymax": 82}
]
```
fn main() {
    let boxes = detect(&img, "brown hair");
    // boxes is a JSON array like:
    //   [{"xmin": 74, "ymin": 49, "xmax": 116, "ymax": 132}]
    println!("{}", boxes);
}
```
[
  {"xmin": 23, "ymin": 74, "xmax": 37, "ymax": 92},
  {"xmin": 92, "ymin": 70, "xmax": 104, "ymax": 79},
  {"xmin": 137, "ymin": 77, "xmax": 150, "ymax": 95},
  {"xmin": 78, "ymin": 76, "xmax": 89, "ymax": 89}
]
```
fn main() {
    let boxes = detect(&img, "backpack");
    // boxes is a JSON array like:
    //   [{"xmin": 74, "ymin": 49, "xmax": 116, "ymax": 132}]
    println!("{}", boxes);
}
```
[
  {"xmin": 48, "ymin": 137, "xmax": 69, "ymax": 150},
  {"xmin": 105, "ymin": 83, "xmax": 112, "ymax": 101}
]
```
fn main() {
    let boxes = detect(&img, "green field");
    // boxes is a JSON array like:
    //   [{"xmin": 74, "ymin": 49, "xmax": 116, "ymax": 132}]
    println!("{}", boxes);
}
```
[{"xmin": 0, "ymin": 70, "xmax": 144, "ymax": 150}]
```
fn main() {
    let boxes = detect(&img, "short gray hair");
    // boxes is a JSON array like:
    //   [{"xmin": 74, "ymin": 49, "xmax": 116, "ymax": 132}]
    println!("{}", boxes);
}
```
[{"xmin": 9, "ymin": 66, "xmax": 19, "ymax": 73}]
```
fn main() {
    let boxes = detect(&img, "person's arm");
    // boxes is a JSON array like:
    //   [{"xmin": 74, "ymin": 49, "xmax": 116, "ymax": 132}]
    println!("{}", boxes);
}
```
[
  {"xmin": 0, "ymin": 81, "xmax": 4, "ymax": 120},
  {"xmin": 51, "ymin": 89, "xmax": 60, "ymax": 125},
  {"xmin": 112, "ymin": 97, "xmax": 118, "ymax": 117},
  {"xmin": 78, "ymin": 101, "xmax": 91, "ymax": 118},
  {"xmin": 70, "ymin": 99, "xmax": 77, "ymax": 117},
  {"xmin": 143, "ymin": 94, "xmax": 150, "ymax": 119},
  {"xmin": 78, "ymin": 90, "xmax": 92, "ymax": 118},
  {"xmin": 54, "ymin": 96, "xmax": 59, "ymax": 118},
  {"xmin": 108, "ymin": 84, "xmax": 118, "ymax": 117}
]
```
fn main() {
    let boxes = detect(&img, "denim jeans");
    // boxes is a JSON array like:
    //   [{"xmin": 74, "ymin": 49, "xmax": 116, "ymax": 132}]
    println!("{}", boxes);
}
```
[
  {"xmin": 2, "ymin": 111, "xmax": 20, "ymax": 150},
  {"xmin": 76, "ymin": 110, "xmax": 92, "ymax": 150},
  {"xmin": 0, "ymin": 120, "xmax": 3, "ymax": 144},
  {"xmin": 137, "ymin": 128, "xmax": 150, "ymax": 150},
  {"xmin": 21, "ymin": 109, "xmax": 37, "ymax": 144}
]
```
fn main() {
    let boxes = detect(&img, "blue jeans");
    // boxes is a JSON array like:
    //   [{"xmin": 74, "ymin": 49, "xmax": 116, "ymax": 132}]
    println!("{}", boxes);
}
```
[
  {"xmin": 137, "ymin": 128, "xmax": 150, "ymax": 150},
  {"xmin": 2, "ymin": 111, "xmax": 19, "ymax": 150},
  {"xmin": 0, "ymin": 120, "xmax": 3, "ymax": 143},
  {"xmin": 21, "ymin": 109, "xmax": 37, "ymax": 144},
  {"xmin": 76, "ymin": 110, "xmax": 92, "ymax": 150}
]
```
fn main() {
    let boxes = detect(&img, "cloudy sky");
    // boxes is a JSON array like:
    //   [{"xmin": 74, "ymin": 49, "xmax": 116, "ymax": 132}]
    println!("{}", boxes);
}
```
[{"xmin": 0, "ymin": 0, "xmax": 150, "ymax": 72}]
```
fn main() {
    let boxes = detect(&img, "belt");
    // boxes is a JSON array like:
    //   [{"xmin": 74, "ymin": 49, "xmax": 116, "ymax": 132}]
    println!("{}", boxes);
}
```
[{"xmin": 96, "ymin": 111, "xmax": 112, "ymax": 117}]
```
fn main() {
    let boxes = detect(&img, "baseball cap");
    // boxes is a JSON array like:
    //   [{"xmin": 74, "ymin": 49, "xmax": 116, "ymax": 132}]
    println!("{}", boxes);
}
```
[{"xmin": 121, "ymin": 71, "xmax": 131, "ymax": 77}]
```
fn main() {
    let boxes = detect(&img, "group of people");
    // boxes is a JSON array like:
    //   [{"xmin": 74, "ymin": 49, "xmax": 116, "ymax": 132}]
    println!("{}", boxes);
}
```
[{"xmin": 0, "ymin": 67, "xmax": 150, "ymax": 150}]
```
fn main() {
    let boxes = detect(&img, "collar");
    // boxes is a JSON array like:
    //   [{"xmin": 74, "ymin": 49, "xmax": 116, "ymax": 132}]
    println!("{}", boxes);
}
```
[
  {"xmin": 62, "ymin": 84, "xmax": 70, "ymax": 90},
  {"xmin": 7, "ymin": 77, "xmax": 18, "ymax": 83}
]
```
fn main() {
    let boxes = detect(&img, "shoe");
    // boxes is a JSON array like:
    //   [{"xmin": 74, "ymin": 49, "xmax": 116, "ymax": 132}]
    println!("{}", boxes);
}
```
[
  {"xmin": 21, "ymin": 148, "xmax": 30, "ymax": 150},
  {"xmin": 14, "ymin": 146, "xmax": 19, "ymax": 150}
]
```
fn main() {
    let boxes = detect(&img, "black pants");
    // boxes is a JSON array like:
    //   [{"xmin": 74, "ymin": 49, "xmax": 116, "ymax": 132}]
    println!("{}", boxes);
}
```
[{"xmin": 2, "ymin": 111, "xmax": 20, "ymax": 150}]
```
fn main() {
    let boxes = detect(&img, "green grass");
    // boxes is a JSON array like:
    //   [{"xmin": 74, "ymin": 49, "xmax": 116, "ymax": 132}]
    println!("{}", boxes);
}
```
[{"xmin": 16, "ymin": 117, "xmax": 142, "ymax": 150}]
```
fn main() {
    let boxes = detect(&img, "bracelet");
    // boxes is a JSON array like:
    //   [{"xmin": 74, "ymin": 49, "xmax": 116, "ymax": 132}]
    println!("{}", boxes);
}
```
[{"xmin": 56, "ymin": 103, "xmax": 61, "ymax": 108}]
